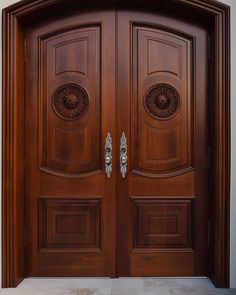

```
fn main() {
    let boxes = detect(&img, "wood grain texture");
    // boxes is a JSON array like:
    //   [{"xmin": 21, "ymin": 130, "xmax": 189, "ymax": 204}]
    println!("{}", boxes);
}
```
[
  {"xmin": 39, "ymin": 199, "xmax": 101, "ymax": 250},
  {"xmin": 2, "ymin": 0, "xmax": 230, "ymax": 288},
  {"xmin": 131, "ymin": 251, "xmax": 194, "ymax": 276},
  {"xmin": 38, "ymin": 26, "xmax": 101, "ymax": 176},
  {"xmin": 132, "ymin": 200, "xmax": 193, "ymax": 249},
  {"xmin": 117, "ymin": 10, "xmax": 208, "ymax": 278},
  {"xmin": 2, "ymin": 10, "xmax": 25, "ymax": 288},
  {"xmin": 131, "ymin": 25, "xmax": 193, "ymax": 176},
  {"xmin": 24, "ymin": 11, "xmax": 116, "ymax": 277}
]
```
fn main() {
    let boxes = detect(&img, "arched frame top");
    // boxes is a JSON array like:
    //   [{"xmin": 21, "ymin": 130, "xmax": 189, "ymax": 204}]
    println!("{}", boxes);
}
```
[{"xmin": 2, "ymin": 0, "xmax": 230, "ymax": 289}]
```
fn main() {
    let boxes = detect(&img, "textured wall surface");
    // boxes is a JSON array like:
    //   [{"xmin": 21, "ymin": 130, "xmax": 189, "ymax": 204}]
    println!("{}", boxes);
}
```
[{"xmin": 0, "ymin": 0, "xmax": 235, "ymax": 288}]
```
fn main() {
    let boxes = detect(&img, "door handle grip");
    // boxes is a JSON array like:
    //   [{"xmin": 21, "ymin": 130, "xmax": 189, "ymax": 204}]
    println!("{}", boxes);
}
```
[
  {"xmin": 120, "ymin": 132, "xmax": 127, "ymax": 178},
  {"xmin": 105, "ymin": 132, "xmax": 112, "ymax": 178}
]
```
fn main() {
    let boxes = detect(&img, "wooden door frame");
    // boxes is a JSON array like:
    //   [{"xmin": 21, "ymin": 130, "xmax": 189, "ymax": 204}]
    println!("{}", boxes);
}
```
[{"xmin": 2, "ymin": 0, "xmax": 230, "ymax": 288}]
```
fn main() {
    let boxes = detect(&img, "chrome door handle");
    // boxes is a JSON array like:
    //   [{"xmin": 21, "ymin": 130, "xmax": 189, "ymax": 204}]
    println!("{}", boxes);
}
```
[
  {"xmin": 105, "ymin": 132, "xmax": 112, "ymax": 178},
  {"xmin": 120, "ymin": 132, "xmax": 127, "ymax": 178}
]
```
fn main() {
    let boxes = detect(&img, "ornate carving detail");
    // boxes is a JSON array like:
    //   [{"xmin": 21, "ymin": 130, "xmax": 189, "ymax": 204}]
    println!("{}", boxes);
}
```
[
  {"xmin": 145, "ymin": 84, "xmax": 180, "ymax": 119},
  {"xmin": 52, "ymin": 83, "xmax": 89, "ymax": 120}
]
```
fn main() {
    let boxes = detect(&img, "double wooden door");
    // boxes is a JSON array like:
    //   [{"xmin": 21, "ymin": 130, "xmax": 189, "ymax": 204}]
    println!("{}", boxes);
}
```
[{"xmin": 25, "ymin": 10, "xmax": 208, "ymax": 277}]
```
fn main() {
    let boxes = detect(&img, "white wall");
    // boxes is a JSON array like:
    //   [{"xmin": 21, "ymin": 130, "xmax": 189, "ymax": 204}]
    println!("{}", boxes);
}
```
[{"xmin": 0, "ymin": 0, "xmax": 235, "ymax": 288}]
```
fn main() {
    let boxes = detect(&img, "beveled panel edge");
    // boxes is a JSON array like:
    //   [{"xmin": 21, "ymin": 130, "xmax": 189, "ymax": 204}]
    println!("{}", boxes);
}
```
[
  {"xmin": 131, "ymin": 166, "xmax": 194, "ymax": 178},
  {"xmin": 39, "ymin": 167, "xmax": 103, "ymax": 178},
  {"xmin": 131, "ymin": 198, "xmax": 195, "ymax": 251},
  {"xmin": 131, "ymin": 23, "xmax": 194, "ymax": 177},
  {"xmin": 130, "ymin": 195, "xmax": 196, "ymax": 199},
  {"xmin": 38, "ymin": 197, "xmax": 102, "ymax": 252},
  {"xmin": 37, "ymin": 25, "xmax": 102, "ymax": 176}
]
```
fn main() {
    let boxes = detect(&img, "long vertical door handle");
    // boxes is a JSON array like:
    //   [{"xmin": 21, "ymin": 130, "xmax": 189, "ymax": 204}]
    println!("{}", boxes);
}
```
[
  {"xmin": 120, "ymin": 132, "xmax": 127, "ymax": 178},
  {"xmin": 105, "ymin": 132, "xmax": 112, "ymax": 178}
]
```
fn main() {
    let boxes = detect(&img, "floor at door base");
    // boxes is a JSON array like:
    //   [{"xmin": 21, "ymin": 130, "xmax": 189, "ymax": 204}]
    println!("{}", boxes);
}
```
[{"xmin": 2, "ymin": 278, "xmax": 232, "ymax": 294}]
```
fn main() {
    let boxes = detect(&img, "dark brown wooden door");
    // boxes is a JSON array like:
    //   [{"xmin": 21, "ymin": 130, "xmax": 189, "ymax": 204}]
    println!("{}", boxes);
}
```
[
  {"xmin": 25, "ymin": 9, "xmax": 209, "ymax": 277},
  {"xmin": 117, "ymin": 11, "xmax": 209, "ymax": 276},
  {"xmin": 25, "ymin": 11, "xmax": 117, "ymax": 276}
]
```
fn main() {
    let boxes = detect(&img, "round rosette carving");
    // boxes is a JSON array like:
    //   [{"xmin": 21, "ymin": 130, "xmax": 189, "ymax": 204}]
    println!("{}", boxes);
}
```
[
  {"xmin": 52, "ymin": 83, "xmax": 89, "ymax": 120},
  {"xmin": 145, "ymin": 83, "xmax": 180, "ymax": 119}
]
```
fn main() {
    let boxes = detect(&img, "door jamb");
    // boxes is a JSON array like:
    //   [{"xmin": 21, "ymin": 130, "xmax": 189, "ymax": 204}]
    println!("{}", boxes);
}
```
[{"xmin": 2, "ymin": 0, "xmax": 230, "ymax": 288}]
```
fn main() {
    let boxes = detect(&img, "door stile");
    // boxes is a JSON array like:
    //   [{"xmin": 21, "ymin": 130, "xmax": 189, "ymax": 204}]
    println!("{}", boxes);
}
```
[
  {"xmin": 116, "ymin": 10, "xmax": 209, "ymax": 276},
  {"xmin": 117, "ymin": 11, "xmax": 132, "ymax": 276}
]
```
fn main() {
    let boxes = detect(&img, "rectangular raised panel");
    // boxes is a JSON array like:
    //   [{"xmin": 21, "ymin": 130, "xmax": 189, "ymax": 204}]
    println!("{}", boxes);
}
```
[
  {"xmin": 132, "ymin": 25, "xmax": 193, "ymax": 176},
  {"xmin": 52, "ymin": 126, "xmax": 90, "ymax": 171},
  {"xmin": 132, "ymin": 199, "xmax": 193, "ymax": 249},
  {"xmin": 147, "ymin": 39, "xmax": 181, "ymax": 77},
  {"xmin": 55, "ymin": 39, "xmax": 88, "ymax": 76},
  {"xmin": 39, "ymin": 199, "xmax": 101, "ymax": 249},
  {"xmin": 146, "ymin": 124, "xmax": 180, "ymax": 163},
  {"xmin": 39, "ymin": 26, "xmax": 101, "ymax": 176},
  {"xmin": 149, "ymin": 215, "xmax": 178, "ymax": 234},
  {"xmin": 56, "ymin": 215, "xmax": 86, "ymax": 234}
]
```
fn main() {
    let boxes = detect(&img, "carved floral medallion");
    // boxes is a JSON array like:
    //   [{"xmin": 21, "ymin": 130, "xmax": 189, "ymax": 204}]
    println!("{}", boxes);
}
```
[
  {"xmin": 52, "ymin": 83, "xmax": 89, "ymax": 120},
  {"xmin": 145, "ymin": 83, "xmax": 180, "ymax": 119}
]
